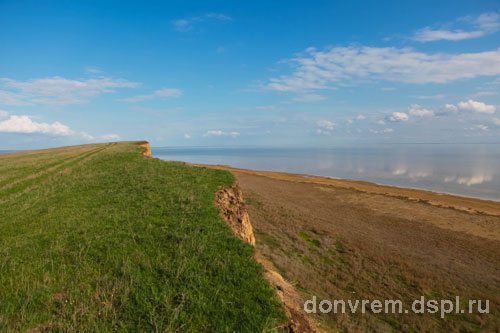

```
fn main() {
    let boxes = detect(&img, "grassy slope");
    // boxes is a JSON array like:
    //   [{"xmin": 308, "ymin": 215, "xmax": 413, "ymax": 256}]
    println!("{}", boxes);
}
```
[{"xmin": 0, "ymin": 142, "xmax": 284, "ymax": 331}]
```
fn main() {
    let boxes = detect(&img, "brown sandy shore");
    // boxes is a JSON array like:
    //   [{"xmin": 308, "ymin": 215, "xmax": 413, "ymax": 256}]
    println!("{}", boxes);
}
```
[{"xmin": 196, "ymin": 163, "xmax": 500, "ymax": 331}]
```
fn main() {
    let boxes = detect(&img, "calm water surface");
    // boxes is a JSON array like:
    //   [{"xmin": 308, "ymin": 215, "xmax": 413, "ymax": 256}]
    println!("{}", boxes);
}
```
[
  {"xmin": 154, "ymin": 144, "xmax": 500, "ymax": 201},
  {"xmin": 0, "ymin": 150, "xmax": 22, "ymax": 154}
]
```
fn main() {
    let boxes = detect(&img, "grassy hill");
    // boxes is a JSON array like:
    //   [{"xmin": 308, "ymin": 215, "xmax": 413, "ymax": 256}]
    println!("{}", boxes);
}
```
[{"xmin": 0, "ymin": 142, "xmax": 284, "ymax": 331}]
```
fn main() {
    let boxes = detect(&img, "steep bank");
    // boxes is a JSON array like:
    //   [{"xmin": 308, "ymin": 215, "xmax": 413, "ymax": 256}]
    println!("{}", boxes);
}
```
[
  {"xmin": 214, "ymin": 182, "xmax": 256, "ymax": 245},
  {"xmin": 214, "ymin": 181, "xmax": 321, "ymax": 332},
  {"xmin": 136, "ymin": 141, "xmax": 151, "ymax": 157}
]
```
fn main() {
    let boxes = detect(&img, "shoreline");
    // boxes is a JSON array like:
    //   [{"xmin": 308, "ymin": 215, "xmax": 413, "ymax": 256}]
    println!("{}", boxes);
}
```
[{"xmin": 191, "ymin": 163, "xmax": 500, "ymax": 216}]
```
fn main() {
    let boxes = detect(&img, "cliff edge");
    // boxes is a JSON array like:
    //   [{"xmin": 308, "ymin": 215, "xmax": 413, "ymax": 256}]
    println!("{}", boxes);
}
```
[
  {"xmin": 137, "ymin": 141, "xmax": 151, "ymax": 157},
  {"xmin": 214, "ymin": 182, "xmax": 321, "ymax": 333}
]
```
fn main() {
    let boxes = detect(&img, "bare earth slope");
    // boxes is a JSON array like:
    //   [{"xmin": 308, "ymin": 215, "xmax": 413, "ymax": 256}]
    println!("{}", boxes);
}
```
[{"xmin": 200, "ymin": 165, "xmax": 500, "ymax": 332}]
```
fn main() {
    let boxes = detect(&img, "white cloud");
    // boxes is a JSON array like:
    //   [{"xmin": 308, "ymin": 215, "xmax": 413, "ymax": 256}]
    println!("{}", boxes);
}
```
[
  {"xmin": 457, "ymin": 99, "xmax": 496, "ymax": 114},
  {"xmin": 204, "ymin": 130, "xmax": 240, "ymax": 138},
  {"xmin": 316, "ymin": 129, "xmax": 331, "ymax": 135},
  {"xmin": 0, "ymin": 90, "xmax": 30, "ymax": 106},
  {"xmin": 412, "ymin": 28, "xmax": 484, "ymax": 42},
  {"xmin": 492, "ymin": 118, "xmax": 500, "ymax": 126},
  {"xmin": 412, "ymin": 12, "xmax": 500, "ymax": 42},
  {"xmin": 184, "ymin": 133, "xmax": 191, "ymax": 139},
  {"xmin": 377, "ymin": 120, "xmax": 386, "ymax": 125},
  {"xmin": 172, "ymin": 19, "xmax": 191, "ymax": 31},
  {"xmin": 0, "ymin": 110, "xmax": 8, "ymax": 117},
  {"xmin": 79, "ymin": 131, "xmax": 94, "ymax": 140},
  {"xmin": 291, "ymin": 94, "xmax": 326, "ymax": 102},
  {"xmin": 389, "ymin": 112, "xmax": 409, "ymax": 122},
  {"xmin": 100, "ymin": 134, "xmax": 120, "ymax": 141},
  {"xmin": 205, "ymin": 12, "xmax": 232, "ymax": 21},
  {"xmin": 172, "ymin": 13, "xmax": 232, "ymax": 32},
  {"xmin": 86, "ymin": 67, "xmax": 103, "ymax": 74},
  {"xmin": 122, "ymin": 88, "xmax": 183, "ymax": 103},
  {"xmin": 356, "ymin": 115, "xmax": 366, "ymax": 120},
  {"xmin": 475, "ymin": 124, "xmax": 488, "ymax": 131},
  {"xmin": 476, "ymin": 12, "xmax": 500, "ymax": 30},
  {"xmin": 317, "ymin": 120, "xmax": 335, "ymax": 130},
  {"xmin": 468, "ymin": 91, "xmax": 497, "ymax": 98},
  {"xmin": 0, "ymin": 76, "xmax": 139, "ymax": 106},
  {"xmin": 265, "ymin": 46, "xmax": 500, "ymax": 92},
  {"xmin": 0, "ymin": 115, "xmax": 73, "ymax": 135},
  {"xmin": 408, "ymin": 104, "xmax": 434, "ymax": 117},
  {"xmin": 255, "ymin": 105, "xmax": 276, "ymax": 110},
  {"xmin": 445, "ymin": 104, "xmax": 458, "ymax": 113}
]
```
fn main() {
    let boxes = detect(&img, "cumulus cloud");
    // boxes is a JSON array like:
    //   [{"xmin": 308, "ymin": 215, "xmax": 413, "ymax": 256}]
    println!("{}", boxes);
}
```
[
  {"xmin": 356, "ymin": 115, "xmax": 366, "ymax": 120},
  {"xmin": 0, "ymin": 110, "xmax": 8, "ymax": 117},
  {"xmin": 445, "ymin": 104, "xmax": 458, "ymax": 113},
  {"xmin": 79, "ymin": 132, "xmax": 94, "ymax": 140},
  {"xmin": 457, "ymin": 99, "xmax": 496, "ymax": 114},
  {"xmin": 389, "ymin": 112, "xmax": 409, "ymax": 122},
  {"xmin": 317, "ymin": 120, "xmax": 335, "ymax": 130},
  {"xmin": 316, "ymin": 120, "xmax": 336, "ymax": 135},
  {"xmin": 408, "ymin": 104, "xmax": 434, "ymax": 117},
  {"xmin": 0, "ymin": 115, "xmax": 73, "ymax": 135},
  {"xmin": 377, "ymin": 120, "xmax": 386, "ymax": 125},
  {"xmin": 204, "ymin": 130, "xmax": 240, "ymax": 138},
  {"xmin": 475, "ymin": 124, "xmax": 488, "ymax": 131},
  {"xmin": 316, "ymin": 129, "xmax": 331, "ymax": 135},
  {"xmin": 492, "ymin": 118, "xmax": 500, "ymax": 126},
  {"xmin": 412, "ymin": 12, "xmax": 500, "ymax": 42},
  {"xmin": 265, "ymin": 46, "xmax": 500, "ymax": 92},
  {"xmin": 184, "ymin": 133, "xmax": 191, "ymax": 139},
  {"xmin": 172, "ymin": 12, "xmax": 232, "ymax": 32},
  {"xmin": 121, "ymin": 88, "xmax": 183, "ymax": 103},
  {"xmin": 0, "ymin": 76, "xmax": 139, "ymax": 106}
]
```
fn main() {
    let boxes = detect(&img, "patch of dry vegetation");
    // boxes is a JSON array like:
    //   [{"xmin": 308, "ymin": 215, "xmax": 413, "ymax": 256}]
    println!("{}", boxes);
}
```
[{"xmin": 234, "ymin": 171, "xmax": 500, "ymax": 331}]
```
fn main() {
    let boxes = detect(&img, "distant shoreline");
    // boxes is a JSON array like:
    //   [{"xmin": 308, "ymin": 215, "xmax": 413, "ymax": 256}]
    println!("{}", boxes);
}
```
[{"xmin": 191, "ymin": 163, "xmax": 500, "ymax": 216}]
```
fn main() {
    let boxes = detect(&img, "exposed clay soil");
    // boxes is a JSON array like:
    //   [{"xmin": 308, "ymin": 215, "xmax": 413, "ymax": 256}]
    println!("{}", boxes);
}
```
[
  {"xmin": 136, "ymin": 141, "xmax": 152, "ymax": 157},
  {"xmin": 203, "ymin": 165, "xmax": 500, "ymax": 332},
  {"xmin": 214, "ymin": 183, "xmax": 320, "ymax": 332}
]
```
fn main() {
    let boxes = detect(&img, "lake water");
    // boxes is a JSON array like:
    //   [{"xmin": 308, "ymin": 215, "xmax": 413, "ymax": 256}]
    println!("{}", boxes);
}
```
[
  {"xmin": 0, "ymin": 150, "xmax": 21, "ymax": 154},
  {"xmin": 152, "ymin": 144, "xmax": 500, "ymax": 201}
]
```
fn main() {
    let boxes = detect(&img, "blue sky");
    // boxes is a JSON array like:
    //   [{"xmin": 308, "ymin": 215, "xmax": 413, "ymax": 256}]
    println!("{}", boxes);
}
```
[{"xmin": 0, "ymin": 0, "xmax": 499, "ymax": 149}]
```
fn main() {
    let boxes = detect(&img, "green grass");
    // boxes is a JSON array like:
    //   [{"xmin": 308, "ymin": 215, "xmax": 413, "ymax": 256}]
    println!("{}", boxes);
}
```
[
  {"xmin": 297, "ymin": 230, "xmax": 321, "ymax": 248},
  {"xmin": 0, "ymin": 142, "xmax": 285, "ymax": 331}
]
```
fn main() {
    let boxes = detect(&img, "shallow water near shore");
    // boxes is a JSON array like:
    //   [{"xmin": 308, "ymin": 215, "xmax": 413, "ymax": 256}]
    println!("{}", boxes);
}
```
[{"xmin": 153, "ymin": 144, "xmax": 500, "ymax": 201}]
